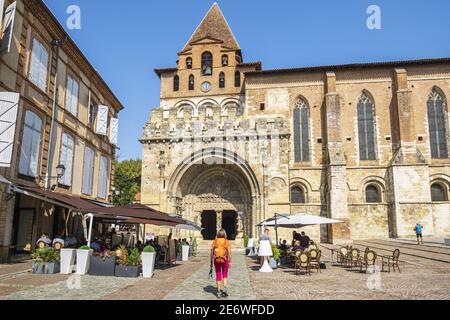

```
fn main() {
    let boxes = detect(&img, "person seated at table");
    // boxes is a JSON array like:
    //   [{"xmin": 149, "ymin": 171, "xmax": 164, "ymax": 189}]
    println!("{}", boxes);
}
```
[
  {"xmin": 300, "ymin": 232, "xmax": 311, "ymax": 250},
  {"xmin": 65, "ymin": 234, "xmax": 78, "ymax": 248},
  {"xmin": 292, "ymin": 240, "xmax": 302, "ymax": 251},
  {"xmin": 279, "ymin": 240, "xmax": 288, "ymax": 251},
  {"xmin": 90, "ymin": 238, "xmax": 101, "ymax": 252},
  {"xmin": 36, "ymin": 233, "xmax": 52, "ymax": 248}
]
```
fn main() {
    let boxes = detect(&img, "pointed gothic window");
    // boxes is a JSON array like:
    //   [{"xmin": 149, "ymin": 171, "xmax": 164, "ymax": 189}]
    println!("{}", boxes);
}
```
[
  {"xmin": 291, "ymin": 186, "xmax": 305, "ymax": 204},
  {"xmin": 188, "ymin": 75, "xmax": 194, "ymax": 91},
  {"xmin": 219, "ymin": 72, "xmax": 225, "ymax": 88},
  {"xmin": 427, "ymin": 89, "xmax": 448, "ymax": 159},
  {"xmin": 234, "ymin": 71, "xmax": 241, "ymax": 87},
  {"xmin": 202, "ymin": 52, "xmax": 213, "ymax": 76},
  {"xmin": 186, "ymin": 57, "xmax": 192, "ymax": 69},
  {"xmin": 358, "ymin": 92, "xmax": 377, "ymax": 160},
  {"xmin": 173, "ymin": 75, "xmax": 179, "ymax": 92},
  {"xmin": 293, "ymin": 98, "xmax": 310, "ymax": 162},
  {"xmin": 222, "ymin": 55, "xmax": 228, "ymax": 66}
]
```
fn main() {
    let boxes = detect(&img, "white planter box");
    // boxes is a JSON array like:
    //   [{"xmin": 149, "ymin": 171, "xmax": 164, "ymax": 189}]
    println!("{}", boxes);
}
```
[
  {"xmin": 60, "ymin": 249, "xmax": 76, "ymax": 274},
  {"xmin": 182, "ymin": 245, "xmax": 190, "ymax": 262},
  {"xmin": 76, "ymin": 249, "xmax": 92, "ymax": 275},
  {"xmin": 142, "ymin": 252, "xmax": 156, "ymax": 278}
]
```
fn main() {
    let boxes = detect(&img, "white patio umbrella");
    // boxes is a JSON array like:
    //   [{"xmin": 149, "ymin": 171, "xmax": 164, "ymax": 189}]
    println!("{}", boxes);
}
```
[
  {"xmin": 173, "ymin": 223, "xmax": 203, "ymax": 232},
  {"xmin": 260, "ymin": 214, "xmax": 343, "ymax": 229}
]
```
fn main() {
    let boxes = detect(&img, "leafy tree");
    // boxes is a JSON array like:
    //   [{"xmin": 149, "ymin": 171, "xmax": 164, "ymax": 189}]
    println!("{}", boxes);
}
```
[{"xmin": 113, "ymin": 159, "xmax": 142, "ymax": 206}]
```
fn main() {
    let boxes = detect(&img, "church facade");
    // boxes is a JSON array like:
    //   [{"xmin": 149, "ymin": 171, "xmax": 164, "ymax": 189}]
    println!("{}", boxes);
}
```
[{"xmin": 140, "ymin": 3, "xmax": 450, "ymax": 243}]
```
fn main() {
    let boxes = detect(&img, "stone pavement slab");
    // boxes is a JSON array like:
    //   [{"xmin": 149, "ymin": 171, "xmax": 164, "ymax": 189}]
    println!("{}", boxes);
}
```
[{"xmin": 163, "ymin": 249, "xmax": 256, "ymax": 300}]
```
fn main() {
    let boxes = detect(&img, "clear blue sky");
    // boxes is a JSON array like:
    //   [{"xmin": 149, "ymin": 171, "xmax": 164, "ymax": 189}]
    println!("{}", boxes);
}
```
[{"xmin": 44, "ymin": 0, "xmax": 450, "ymax": 160}]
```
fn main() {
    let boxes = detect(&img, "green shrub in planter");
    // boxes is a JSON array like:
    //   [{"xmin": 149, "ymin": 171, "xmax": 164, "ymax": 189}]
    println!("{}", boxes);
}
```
[
  {"xmin": 116, "ymin": 248, "xmax": 142, "ymax": 278},
  {"xmin": 79, "ymin": 245, "xmax": 91, "ymax": 250},
  {"xmin": 243, "ymin": 234, "xmax": 249, "ymax": 248},
  {"xmin": 31, "ymin": 248, "xmax": 60, "ymax": 274},
  {"xmin": 143, "ymin": 245, "xmax": 155, "ymax": 253}
]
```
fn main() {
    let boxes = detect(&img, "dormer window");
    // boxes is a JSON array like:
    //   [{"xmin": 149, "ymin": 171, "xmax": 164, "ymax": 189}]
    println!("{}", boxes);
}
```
[
  {"xmin": 186, "ymin": 57, "xmax": 193, "ymax": 69},
  {"xmin": 222, "ymin": 55, "xmax": 228, "ymax": 66},
  {"xmin": 202, "ymin": 52, "xmax": 213, "ymax": 76}
]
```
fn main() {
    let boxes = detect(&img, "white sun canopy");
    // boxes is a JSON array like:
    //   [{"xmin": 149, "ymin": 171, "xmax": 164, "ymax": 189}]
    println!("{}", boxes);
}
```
[{"xmin": 259, "ymin": 214, "xmax": 342, "ymax": 229}]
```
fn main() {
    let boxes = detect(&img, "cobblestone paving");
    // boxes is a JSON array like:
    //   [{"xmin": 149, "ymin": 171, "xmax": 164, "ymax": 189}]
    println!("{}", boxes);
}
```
[
  {"xmin": 163, "ymin": 249, "xmax": 256, "ymax": 300},
  {"xmin": 247, "ymin": 242, "xmax": 450, "ymax": 300}
]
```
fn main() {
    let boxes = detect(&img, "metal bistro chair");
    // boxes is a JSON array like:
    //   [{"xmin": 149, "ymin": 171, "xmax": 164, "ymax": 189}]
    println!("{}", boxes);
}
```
[
  {"xmin": 295, "ymin": 252, "xmax": 312, "ymax": 276},
  {"xmin": 309, "ymin": 249, "xmax": 322, "ymax": 273},
  {"xmin": 359, "ymin": 250, "xmax": 377, "ymax": 273},
  {"xmin": 336, "ymin": 247, "xmax": 348, "ymax": 266},
  {"xmin": 347, "ymin": 248, "xmax": 360, "ymax": 269},
  {"xmin": 382, "ymin": 249, "xmax": 401, "ymax": 273}
]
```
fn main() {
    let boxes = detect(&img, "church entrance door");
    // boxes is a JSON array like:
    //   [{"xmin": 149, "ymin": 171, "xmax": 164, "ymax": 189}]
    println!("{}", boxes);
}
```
[
  {"xmin": 201, "ymin": 211, "xmax": 217, "ymax": 240},
  {"xmin": 222, "ymin": 211, "xmax": 237, "ymax": 240}
]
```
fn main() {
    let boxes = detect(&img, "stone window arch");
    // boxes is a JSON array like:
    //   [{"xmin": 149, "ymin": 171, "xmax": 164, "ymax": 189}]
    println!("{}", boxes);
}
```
[
  {"xmin": 427, "ymin": 87, "xmax": 448, "ymax": 159},
  {"xmin": 188, "ymin": 75, "xmax": 194, "ymax": 91},
  {"xmin": 293, "ymin": 97, "xmax": 310, "ymax": 162},
  {"xmin": 219, "ymin": 72, "xmax": 225, "ymax": 88},
  {"xmin": 221, "ymin": 55, "xmax": 228, "ymax": 66},
  {"xmin": 201, "ymin": 52, "xmax": 213, "ymax": 76},
  {"xmin": 365, "ymin": 184, "xmax": 382, "ymax": 203},
  {"xmin": 173, "ymin": 75, "xmax": 179, "ymax": 92},
  {"xmin": 431, "ymin": 181, "xmax": 449, "ymax": 202},
  {"xmin": 358, "ymin": 91, "xmax": 377, "ymax": 160},
  {"xmin": 186, "ymin": 57, "xmax": 192, "ymax": 69},
  {"xmin": 291, "ymin": 185, "xmax": 306, "ymax": 204},
  {"xmin": 177, "ymin": 105, "xmax": 193, "ymax": 119}
]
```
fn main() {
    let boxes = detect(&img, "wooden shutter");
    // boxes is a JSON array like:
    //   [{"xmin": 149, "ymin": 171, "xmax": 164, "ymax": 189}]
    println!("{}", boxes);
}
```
[
  {"xmin": 59, "ymin": 133, "xmax": 74, "ymax": 186},
  {"xmin": 95, "ymin": 105, "xmax": 108, "ymax": 135},
  {"xmin": 18, "ymin": 111, "xmax": 41, "ymax": 177},
  {"xmin": 0, "ymin": 92, "xmax": 19, "ymax": 167},
  {"xmin": 98, "ymin": 156, "xmax": 108, "ymax": 199},
  {"xmin": 0, "ymin": 1, "xmax": 17, "ymax": 55},
  {"xmin": 82, "ymin": 147, "xmax": 94, "ymax": 195},
  {"xmin": 37, "ymin": 42, "xmax": 48, "ymax": 91},
  {"xmin": 109, "ymin": 117, "xmax": 118, "ymax": 145}
]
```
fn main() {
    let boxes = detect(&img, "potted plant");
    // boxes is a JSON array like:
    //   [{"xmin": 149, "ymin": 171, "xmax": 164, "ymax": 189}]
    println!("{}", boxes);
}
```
[
  {"xmin": 115, "ymin": 247, "xmax": 141, "ymax": 278},
  {"xmin": 31, "ymin": 248, "xmax": 60, "ymax": 274},
  {"xmin": 60, "ymin": 248, "xmax": 76, "ymax": 274},
  {"xmin": 269, "ymin": 244, "xmax": 281, "ymax": 269},
  {"xmin": 181, "ymin": 240, "xmax": 190, "ymax": 262},
  {"xmin": 76, "ymin": 245, "xmax": 93, "ymax": 275},
  {"xmin": 141, "ymin": 245, "xmax": 156, "ymax": 278},
  {"xmin": 89, "ymin": 249, "xmax": 117, "ymax": 276}
]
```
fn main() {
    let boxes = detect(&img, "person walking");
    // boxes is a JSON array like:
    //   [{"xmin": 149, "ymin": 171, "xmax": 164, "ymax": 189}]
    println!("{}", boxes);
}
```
[
  {"xmin": 414, "ymin": 223, "xmax": 424, "ymax": 245},
  {"xmin": 211, "ymin": 229, "xmax": 231, "ymax": 298}
]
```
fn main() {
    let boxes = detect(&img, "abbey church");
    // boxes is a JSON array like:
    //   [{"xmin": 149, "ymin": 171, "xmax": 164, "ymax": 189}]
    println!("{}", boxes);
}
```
[{"xmin": 140, "ymin": 3, "xmax": 450, "ymax": 244}]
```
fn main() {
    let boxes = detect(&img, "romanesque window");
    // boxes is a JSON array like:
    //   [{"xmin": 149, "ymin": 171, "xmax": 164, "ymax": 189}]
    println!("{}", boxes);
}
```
[
  {"xmin": 431, "ymin": 183, "xmax": 448, "ymax": 202},
  {"xmin": 234, "ymin": 71, "xmax": 241, "ymax": 87},
  {"xmin": 188, "ymin": 75, "xmax": 194, "ymax": 91},
  {"xmin": 365, "ymin": 185, "xmax": 381, "ymax": 203},
  {"xmin": 427, "ymin": 89, "xmax": 448, "ymax": 159},
  {"xmin": 186, "ymin": 57, "xmax": 192, "ymax": 69},
  {"xmin": 173, "ymin": 75, "xmax": 179, "ymax": 91},
  {"xmin": 291, "ymin": 186, "xmax": 305, "ymax": 204},
  {"xmin": 357, "ymin": 92, "xmax": 377, "ymax": 160},
  {"xmin": 222, "ymin": 55, "xmax": 228, "ymax": 66},
  {"xmin": 293, "ymin": 98, "xmax": 310, "ymax": 162},
  {"xmin": 219, "ymin": 72, "xmax": 225, "ymax": 88},
  {"xmin": 201, "ymin": 52, "xmax": 213, "ymax": 75}
]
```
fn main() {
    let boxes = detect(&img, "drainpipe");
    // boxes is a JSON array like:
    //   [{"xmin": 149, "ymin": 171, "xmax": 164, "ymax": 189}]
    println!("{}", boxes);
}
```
[{"xmin": 46, "ymin": 37, "xmax": 68, "ymax": 189}]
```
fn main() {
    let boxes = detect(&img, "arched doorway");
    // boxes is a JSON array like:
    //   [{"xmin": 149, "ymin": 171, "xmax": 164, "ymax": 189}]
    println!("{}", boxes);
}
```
[{"xmin": 167, "ymin": 149, "xmax": 261, "ymax": 240}]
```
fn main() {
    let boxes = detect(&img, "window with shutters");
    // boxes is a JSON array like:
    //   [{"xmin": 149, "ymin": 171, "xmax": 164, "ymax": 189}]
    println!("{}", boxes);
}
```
[
  {"xmin": 0, "ymin": 92, "xmax": 20, "ymax": 168},
  {"xmin": 219, "ymin": 72, "xmax": 225, "ymax": 88},
  {"xmin": 365, "ymin": 185, "xmax": 382, "ymax": 203},
  {"xmin": 29, "ymin": 38, "xmax": 49, "ymax": 91},
  {"xmin": 18, "ymin": 111, "xmax": 42, "ymax": 177},
  {"xmin": 58, "ymin": 133, "xmax": 74, "ymax": 186},
  {"xmin": 65, "ymin": 75, "xmax": 79, "ymax": 116},
  {"xmin": 201, "ymin": 52, "xmax": 213, "ymax": 76},
  {"xmin": 291, "ymin": 186, "xmax": 306, "ymax": 204},
  {"xmin": 431, "ymin": 183, "xmax": 448, "ymax": 202},
  {"xmin": 98, "ymin": 155, "xmax": 109, "ymax": 199},
  {"xmin": 358, "ymin": 92, "xmax": 377, "ymax": 160},
  {"xmin": 427, "ymin": 88, "xmax": 448, "ymax": 159},
  {"xmin": 173, "ymin": 75, "xmax": 179, "ymax": 91},
  {"xmin": 188, "ymin": 75, "xmax": 194, "ymax": 91},
  {"xmin": 82, "ymin": 146, "xmax": 95, "ymax": 195},
  {"xmin": 89, "ymin": 99, "xmax": 97, "ymax": 129},
  {"xmin": 293, "ymin": 98, "xmax": 310, "ymax": 162},
  {"xmin": 234, "ymin": 71, "xmax": 241, "ymax": 87}
]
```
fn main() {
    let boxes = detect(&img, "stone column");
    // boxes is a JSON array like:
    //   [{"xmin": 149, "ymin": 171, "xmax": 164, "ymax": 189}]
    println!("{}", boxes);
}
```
[
  {"xmin": 324, "ymin": 72, "xmax": 352, "ymax": 245},
  {"xmin": 216, "ymin": 210, "xmax": 223, "ymax": 232}
]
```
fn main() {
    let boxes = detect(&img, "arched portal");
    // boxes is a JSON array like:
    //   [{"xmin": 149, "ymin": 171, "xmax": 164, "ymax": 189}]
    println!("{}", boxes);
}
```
[{"xmin": 167, "ymin": 149, "xmax": 261, "ymax": 240}]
